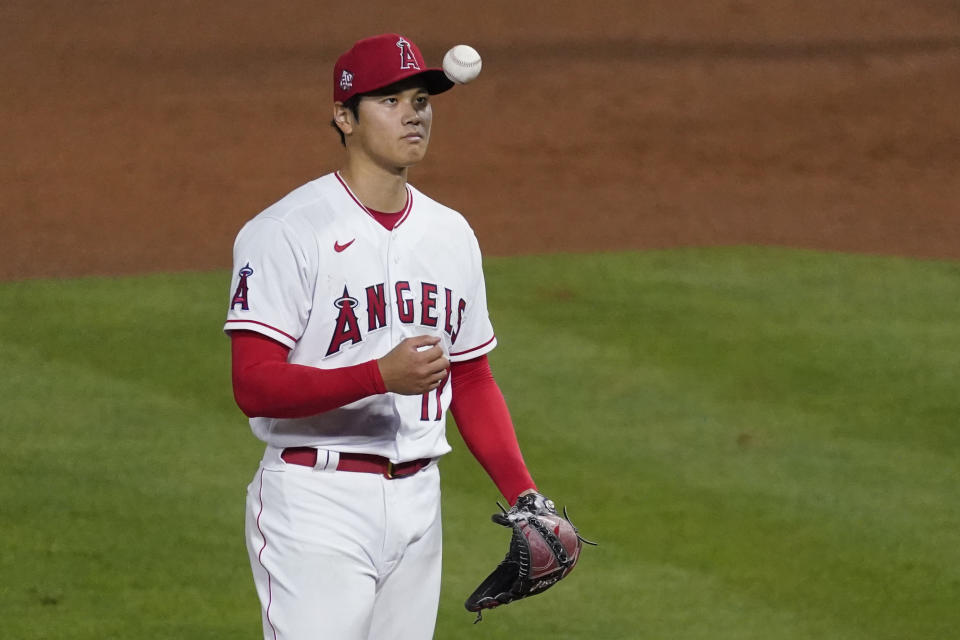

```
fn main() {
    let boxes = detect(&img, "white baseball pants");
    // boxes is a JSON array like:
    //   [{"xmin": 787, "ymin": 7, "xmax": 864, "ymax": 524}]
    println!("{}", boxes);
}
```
[{"xmin": 245, "ymin": 446, "xmax": 443, "ymax": 640}]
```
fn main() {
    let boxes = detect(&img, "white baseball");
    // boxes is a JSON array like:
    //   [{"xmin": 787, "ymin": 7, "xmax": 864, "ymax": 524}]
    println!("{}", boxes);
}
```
[{"xmin": 442, "ymin": 45, "xmax": 482, "ymax": 84}]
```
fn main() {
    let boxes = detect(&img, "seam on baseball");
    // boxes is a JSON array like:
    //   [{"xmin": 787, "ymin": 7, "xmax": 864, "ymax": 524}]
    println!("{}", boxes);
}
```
[{"xmin": 452, "ymin": 53, "xmax": 481, "ymax": 67}]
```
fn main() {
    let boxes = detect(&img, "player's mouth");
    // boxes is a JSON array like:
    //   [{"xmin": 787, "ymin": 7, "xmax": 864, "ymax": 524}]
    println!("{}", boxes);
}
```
[{"xmin": 402, "ymin": 131, "xmax": 426, "ymax": 142}]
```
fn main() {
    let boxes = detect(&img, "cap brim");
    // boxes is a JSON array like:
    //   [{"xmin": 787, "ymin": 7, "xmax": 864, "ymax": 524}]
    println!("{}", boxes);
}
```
[
  {"xmin": 418, "ymin": 69, "xmax": 455, "ymax": 95},
  {"xmin": 339, "ymin": 68, "xmax": 456, "ymax": 102}
]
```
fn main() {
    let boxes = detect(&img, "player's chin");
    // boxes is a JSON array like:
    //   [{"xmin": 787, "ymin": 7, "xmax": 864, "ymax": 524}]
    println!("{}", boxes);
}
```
[{"xmin": 397, "ymin": 140, "xmax": 430, "ymax": 165}]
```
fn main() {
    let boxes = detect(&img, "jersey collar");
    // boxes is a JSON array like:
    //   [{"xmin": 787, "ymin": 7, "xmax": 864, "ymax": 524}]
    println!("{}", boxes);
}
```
[{"xmin": 335, "ymin": 171, "xmax": 412, "ymax": 230}]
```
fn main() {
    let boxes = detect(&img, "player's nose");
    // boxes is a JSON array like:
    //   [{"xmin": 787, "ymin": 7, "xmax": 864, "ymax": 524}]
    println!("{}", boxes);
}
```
[{"xmin": 401, "ymin": 105, "xmax": 421, "ymax": 125}]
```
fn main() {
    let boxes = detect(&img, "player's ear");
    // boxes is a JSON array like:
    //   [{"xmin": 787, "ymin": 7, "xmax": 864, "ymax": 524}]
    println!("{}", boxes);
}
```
[{"xmin": 333, "ymin": 102, "xmax": 355, "ymax": 136}]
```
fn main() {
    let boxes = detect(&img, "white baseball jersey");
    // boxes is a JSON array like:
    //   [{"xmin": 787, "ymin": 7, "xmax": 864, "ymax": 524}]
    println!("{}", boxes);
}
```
[{"xmin": 224, "ymin": 171, "xmax": 497, "ymax": 462}]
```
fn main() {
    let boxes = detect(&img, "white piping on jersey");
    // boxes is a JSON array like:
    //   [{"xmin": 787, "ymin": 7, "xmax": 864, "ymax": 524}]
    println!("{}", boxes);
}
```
[{"xmin": 334, "ymin": 171, "xmax": 413, "ymax": 230}]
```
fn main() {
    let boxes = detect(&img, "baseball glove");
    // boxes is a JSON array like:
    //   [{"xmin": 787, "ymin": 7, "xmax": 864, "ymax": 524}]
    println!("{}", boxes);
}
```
[{"xmin": 464, "ymin": 492, "xmax": 596, "ymax": 622}]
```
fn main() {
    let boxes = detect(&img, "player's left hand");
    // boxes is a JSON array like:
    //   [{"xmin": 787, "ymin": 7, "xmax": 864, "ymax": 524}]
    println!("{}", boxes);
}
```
[{"xmin": 464, "ymin": 492, "xmax": 597, "ymax": 621}]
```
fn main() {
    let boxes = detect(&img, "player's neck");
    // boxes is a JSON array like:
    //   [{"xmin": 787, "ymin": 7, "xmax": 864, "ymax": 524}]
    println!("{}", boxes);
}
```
[{"xmin": 338, "ymin": 162, "xmax": 409, "ymax": 213}]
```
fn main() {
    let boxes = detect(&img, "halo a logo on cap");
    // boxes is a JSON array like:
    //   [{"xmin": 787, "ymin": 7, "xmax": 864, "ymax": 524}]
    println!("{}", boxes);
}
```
[
  {"xmin": 339, "ymin": 69, "xmax": 354, "ymax": 91},
  {"xmin": 396, "ymin": 37, "xmax": 420, "ymax": 70}
]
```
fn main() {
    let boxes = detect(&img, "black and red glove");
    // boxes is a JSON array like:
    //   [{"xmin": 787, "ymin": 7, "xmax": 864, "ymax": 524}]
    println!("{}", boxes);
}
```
[{"xmin": 464, "ymin": 492, "xmax": 596, "ymax": 622}]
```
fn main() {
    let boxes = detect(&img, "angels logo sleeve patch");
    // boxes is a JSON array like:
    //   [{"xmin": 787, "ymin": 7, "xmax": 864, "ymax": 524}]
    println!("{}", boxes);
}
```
[
  {"xmin": 223, "ymin": 217, "xmax": 314, "ymax": 349},
  {"xmin": 230, "ymin": 263, "xmax": 254, "ymax": 311}
]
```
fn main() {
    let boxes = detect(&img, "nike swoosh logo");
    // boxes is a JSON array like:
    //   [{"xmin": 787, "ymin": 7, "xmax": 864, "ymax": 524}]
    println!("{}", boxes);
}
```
[{"xmin": 334, "ymin": 239, "xmax": 355, "ymax": 253}]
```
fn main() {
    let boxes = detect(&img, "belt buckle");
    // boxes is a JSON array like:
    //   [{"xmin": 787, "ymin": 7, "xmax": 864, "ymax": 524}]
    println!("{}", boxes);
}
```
[{"xmin": 385, "ymin": 461, "xmax": 395, "ymax": 479}]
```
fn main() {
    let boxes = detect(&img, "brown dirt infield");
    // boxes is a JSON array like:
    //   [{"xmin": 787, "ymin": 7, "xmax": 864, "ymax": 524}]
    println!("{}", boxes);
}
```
[{"xmin": 3, "ymin": 1, "xmax": 959, "ymax": 280}]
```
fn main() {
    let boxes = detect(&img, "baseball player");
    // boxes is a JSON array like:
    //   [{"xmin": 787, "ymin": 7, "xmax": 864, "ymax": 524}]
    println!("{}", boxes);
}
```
[{"xmin": 224, "ymin": 34, "xmax": 539, "ymax": 639}]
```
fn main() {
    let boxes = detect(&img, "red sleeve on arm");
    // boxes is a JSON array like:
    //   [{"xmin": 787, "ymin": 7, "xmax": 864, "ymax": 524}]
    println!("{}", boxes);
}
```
[
  {"xmin": 230, "ymin": 330, "xmax": 387, "ymax": 418},
  {"xmin": 449, "ymin": 355, "xmax": 536, "ymax": 505}
]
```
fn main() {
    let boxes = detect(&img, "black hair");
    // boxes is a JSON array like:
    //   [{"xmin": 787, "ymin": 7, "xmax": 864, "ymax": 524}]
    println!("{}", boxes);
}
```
[{"xmin": 330, "ymin": 76, "xmax": 430, "ymax": 146}]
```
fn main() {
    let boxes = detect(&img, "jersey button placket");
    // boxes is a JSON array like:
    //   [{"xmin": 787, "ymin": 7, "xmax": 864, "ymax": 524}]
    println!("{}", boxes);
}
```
[
  {"xmin": 385, "ymin": 231, "xmax": 397, "ymax": 345},
  {"xmin": 384, "ymin": 229, "xmax": 405, "ymax": 463}
]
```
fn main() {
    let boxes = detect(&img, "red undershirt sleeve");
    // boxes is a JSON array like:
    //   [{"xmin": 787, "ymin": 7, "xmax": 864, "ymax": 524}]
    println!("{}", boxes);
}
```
[
  {"xmin": 230, "ymin": 330, "xmax": 387, "ymax": 418},
  {"xmin": 449, "ymin": 355, "xmax": 537, "ymax": 505},
  {"xmin": 231, "ymin": 332, "xmax": 535, "ymax": 503}
]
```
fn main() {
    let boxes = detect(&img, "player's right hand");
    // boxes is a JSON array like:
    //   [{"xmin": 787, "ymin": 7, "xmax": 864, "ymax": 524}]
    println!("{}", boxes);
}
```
[{"xmin": 377, "ymin": 335, "xmax": 450, "ymax": 395}]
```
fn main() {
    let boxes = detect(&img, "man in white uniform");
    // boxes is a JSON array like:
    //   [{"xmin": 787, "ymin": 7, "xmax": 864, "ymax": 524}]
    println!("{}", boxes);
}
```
[{"xmin": 224, "ymin": 34, "xmax": 539, "ymax": 639}]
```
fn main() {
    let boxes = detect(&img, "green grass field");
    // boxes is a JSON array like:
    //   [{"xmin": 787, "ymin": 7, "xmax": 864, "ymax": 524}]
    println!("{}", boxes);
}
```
[{"xmin": 2, "ymin": 247, "xmax": 959, "ymax": 639}]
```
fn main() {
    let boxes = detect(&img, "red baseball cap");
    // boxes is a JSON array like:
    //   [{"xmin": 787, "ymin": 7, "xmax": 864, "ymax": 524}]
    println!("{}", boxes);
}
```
[{"xmin": 333, "ymin": 33, "xmax": 454, "ymax": 103}]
